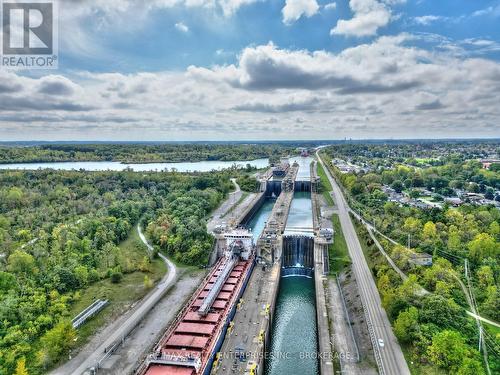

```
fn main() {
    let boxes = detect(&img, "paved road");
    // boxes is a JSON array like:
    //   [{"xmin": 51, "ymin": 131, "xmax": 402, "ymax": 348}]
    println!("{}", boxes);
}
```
[
  {"xmin": 317, "ymin": 150, "xmax": 410, "ymax": 375},
  {"xmin": 137, "ymin": 223, "xmax": 177, "ymax": 283},
  {"xmin": 100, "ymin": 270, "xmax": 204, "ymax": 375},
  {"xmin": 207, "ymin": 178, "xmax": 243, "ymax": 232},
  {"xmin": 54, "ymin": 225, "xmax": 177, "ymax": 375}
]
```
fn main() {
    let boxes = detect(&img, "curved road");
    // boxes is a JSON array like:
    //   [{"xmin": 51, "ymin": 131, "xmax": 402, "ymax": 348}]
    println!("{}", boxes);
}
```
[
  {"xmin": 317, "ymin": 150, "xmax": 410, "ymax": 375},
  {"xmin": 137, "ymin": 223, "xmax": 177, "ymax": 286},
  {"xmin": 207, "ymin": 178, "xmax": 242, "ymax": 232},
  {"xmin": 55, "ymin": 224, "xmax": 177, "ymax": 375}
]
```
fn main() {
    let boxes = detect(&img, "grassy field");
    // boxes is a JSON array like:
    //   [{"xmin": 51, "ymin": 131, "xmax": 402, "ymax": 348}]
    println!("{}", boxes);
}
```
[
  {"xmin": 328, "ymin": 214, "xmax": 350, "ymax": 274},
  {"xmin": 67, "ymin": 226, "xmax": 167, "ymax": 349},
  {"xmin": 317, "ymin": 161, "xmax": 335, "ymax": 206}
]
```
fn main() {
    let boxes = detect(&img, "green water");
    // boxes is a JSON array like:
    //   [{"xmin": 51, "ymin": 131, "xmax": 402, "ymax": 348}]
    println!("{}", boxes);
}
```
[
  {"xmin": 247, "ymin": 199, "xmax": 275, "ymax": 241},
  {"xmin": 248, "ymin": 188, "xmax": 318, "ymax": 375},
  {"xmin": 265, "ymin": 276, "xmax": 319, "ymax": 375},
  {"xmin": 266, "ymin": 189, "xmax": 318, "ymax": 375}
]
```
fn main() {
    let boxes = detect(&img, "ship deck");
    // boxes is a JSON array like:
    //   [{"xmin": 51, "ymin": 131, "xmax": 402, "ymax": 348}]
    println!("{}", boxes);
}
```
[{"xmin": 141, "ymin": 257, "xmax": 253, "ymax": 375}]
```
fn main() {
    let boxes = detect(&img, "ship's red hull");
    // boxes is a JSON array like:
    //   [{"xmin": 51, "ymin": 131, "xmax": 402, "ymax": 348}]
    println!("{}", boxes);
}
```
[{"xmin": 140, "ymin": 257, "xmax": 254, "ymax": 375}]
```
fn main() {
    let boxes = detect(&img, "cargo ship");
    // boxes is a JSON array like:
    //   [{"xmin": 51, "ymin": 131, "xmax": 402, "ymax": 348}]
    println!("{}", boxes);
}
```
[{"xmin": 136, "ymin": 228, "xmax": 255, "ymax": 375}]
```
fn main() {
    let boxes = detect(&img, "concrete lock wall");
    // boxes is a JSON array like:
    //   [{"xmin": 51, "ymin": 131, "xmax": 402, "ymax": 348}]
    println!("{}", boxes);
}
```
[
  {"xmin": 281, "ymin": 235, "xmax": 315, "ymax": 269},
  {"xmin": 239, "ymin": 193, "xmax": 267, "ymax": 225}
]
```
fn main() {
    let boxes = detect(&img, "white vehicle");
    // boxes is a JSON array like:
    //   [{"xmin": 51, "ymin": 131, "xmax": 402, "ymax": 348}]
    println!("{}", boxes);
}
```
[{"xmin": 378, "ymin": 338, "xmax": 385, "ymax": 347}]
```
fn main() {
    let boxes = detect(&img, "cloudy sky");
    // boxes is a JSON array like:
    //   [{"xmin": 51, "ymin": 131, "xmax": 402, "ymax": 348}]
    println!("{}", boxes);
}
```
[{"xmin": 1, "ymin": 0, "xmax": 500, "ymax": 141}]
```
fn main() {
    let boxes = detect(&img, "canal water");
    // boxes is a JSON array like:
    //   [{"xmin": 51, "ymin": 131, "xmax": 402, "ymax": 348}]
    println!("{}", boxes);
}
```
[
  {"xmin": 290, "ymin": 156, "xmax": 312, "ymax": 181},
  {"xmin": 266, "ymin": 159, "xmax": 318, "ymax": 375},
  {"xmin": 0, "ymin": 158, "xmax": 269, "ymax": 172},
  {"xmin": 246, "ymin": 198, "xmax": 275, "ymax": 241},
  {"xmin": 284, "ymin": 191, "xmax": 313, "ymax": 235},
  {"xmin": 265, "ymin": 276, "xmax": 318, "ymax": 375},
  {"xmin": 226, "ymin": 155, "xmax": 318, "ymax": 375}
]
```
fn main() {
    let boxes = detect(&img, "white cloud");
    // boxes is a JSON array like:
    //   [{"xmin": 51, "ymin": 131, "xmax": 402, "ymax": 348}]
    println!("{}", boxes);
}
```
[
  {"xmin": 331, "ymin": 0, "xmax": 406, "ymax": 37},
  {"xmin": 331, "ymin": 0, "xmax": 391, "ymax": 37},
  {"xmin": 282, "ymin": 0, "xmax": 319, "ymax": 24},
  {"xmin": 382, "ymin": 0, "xmax": 406, "ymax": 4},
  {"xmin": 2, "ymin": 34, "xmax": 500, "ymax": 140},
  {"xmin": 189, "ymin": 36, "xmax": 425, "ymax": 91},
  {"xmin": 175, "ymin": 22, "xmax": 189, "ymax": 32},
  {"xmin": 218, "ymin": 0, "xmax": 260, "ymax": 16},
  {"xmin": 413, "ymin": 15, "xmax": 445, "ymax": 25},
  {"xmin": 472, "ymin": 5, "xmax": 500, "ymax": 18},
  {"xmin": 65, "ymin": 0, "xmax": 255, "ymax": 21},
  {"xmin": 324, "ymin": 2, "xmax": 336, "ymax": 10}
]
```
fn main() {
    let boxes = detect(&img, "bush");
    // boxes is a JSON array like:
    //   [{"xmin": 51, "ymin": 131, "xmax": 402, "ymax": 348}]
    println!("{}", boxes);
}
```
[
  {"xmin": 110, "ymin": 267, "xmax": 123, "ymax": 283},
  {"xmin": 238, "ymin": 175, "xmax": 259, "ymax": 192}
]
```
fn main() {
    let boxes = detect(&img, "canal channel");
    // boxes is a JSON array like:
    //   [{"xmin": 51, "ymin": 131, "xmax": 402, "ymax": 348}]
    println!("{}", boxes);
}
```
[
  {"xmin": 246, "ymin": 198, "xmax": 275, "ymax": 241},
  {"xmin": 240, "ymin": 157, "xmax": 319, "ymax": 375},
  {"xmin": 266, "ymin": 157, "xmax": 319, "ymax": 375}
]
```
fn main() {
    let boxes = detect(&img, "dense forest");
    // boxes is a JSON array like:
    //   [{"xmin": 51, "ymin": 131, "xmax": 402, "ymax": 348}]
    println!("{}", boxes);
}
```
[
  {"xmin": 0, "ymin": 143, "xmax": 298, "ymax": 164},
  {"xmin": 0, "ymin": 168, "xmax": 236, "ymax": 374},
  {"xmin": 321, "ymin": 144, "xmax": 500, "ymax": 374}
]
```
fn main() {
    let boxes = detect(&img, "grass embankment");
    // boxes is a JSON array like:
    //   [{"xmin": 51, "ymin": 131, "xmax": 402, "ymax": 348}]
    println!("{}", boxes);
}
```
[
  {"xmin": 484, "ymin": 321, "xmax": 500, "ymax": 336},
  {"xmin": 329, "ymin": 214, "xmax": 350, "ymax": 274},
  {"xmin": 68, "ymin": 226, "xmax": 167, "ymax": 348},
  {"xmin": 316, "ymin": 161, "xmax": 335, "ymax": 206},
  {"xmin": 316, "ymin": 160, "xmax": 348, "ymax": 274}
]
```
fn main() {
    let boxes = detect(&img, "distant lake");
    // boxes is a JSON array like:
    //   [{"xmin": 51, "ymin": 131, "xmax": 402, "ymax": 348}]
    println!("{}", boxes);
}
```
[{"xmin": 0, "ymin": 159, "xmax": 269, "ymax": 172}]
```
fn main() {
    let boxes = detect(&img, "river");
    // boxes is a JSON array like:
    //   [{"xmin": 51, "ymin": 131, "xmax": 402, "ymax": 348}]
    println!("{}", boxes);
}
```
[{"xmin": 0, "ymin": 158, "xmax": 269, "ymax": 172}]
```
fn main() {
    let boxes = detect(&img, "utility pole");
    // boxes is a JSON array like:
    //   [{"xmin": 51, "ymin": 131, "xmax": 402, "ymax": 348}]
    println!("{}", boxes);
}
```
[
  {"xmin": 407, "ymin": 233, "xmax": 411, "ymax": 250},
  {"xmin": 479, "ymin": 326, "xmax": 482, "ymax": 352}
]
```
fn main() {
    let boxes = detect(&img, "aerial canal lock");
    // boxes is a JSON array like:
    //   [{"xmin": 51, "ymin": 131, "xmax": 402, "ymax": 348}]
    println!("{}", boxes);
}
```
[
  {"xmin": 136, "ymin": 155, "xmax": 334, "ymax": 375},
  {"xmin": 264, "ymin": 157, "xmax": 333, "ymax": 375},
  {"xmin": 214, "ymin": 156, "xmax": 334, "ymax": 375}
]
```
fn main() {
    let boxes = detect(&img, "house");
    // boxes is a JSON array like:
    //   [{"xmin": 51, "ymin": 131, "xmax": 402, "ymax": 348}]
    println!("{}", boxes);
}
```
[
  {"xmin": 464, "ymin": 193, "xmax": 484, "ymax": 202},
  {"xmin": 444, "ymin": 197, "xmax": 463, "ymax": 206},
  {"xmin": 480, "ymin": 159, "xmax": 500, "ymax": 169},
  {"xmin": 409, "ymin": 252, "xmax": 433, "ymax": 266}
]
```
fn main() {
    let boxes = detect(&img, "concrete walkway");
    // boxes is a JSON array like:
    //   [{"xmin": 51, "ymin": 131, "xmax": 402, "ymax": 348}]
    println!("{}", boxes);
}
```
[{"xmin": 207, "ymin": 178, "xmax": 245, "ymax": 232}]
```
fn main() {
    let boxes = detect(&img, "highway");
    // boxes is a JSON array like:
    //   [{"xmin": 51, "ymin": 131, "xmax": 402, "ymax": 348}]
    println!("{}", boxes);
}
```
[
  {"xmin": 54, "ymin": 225, "xmax": 177, "ymax": 375},
  {"xmin": 317, "ymin": 150, "xmax": 410, "ymax": 375}
]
